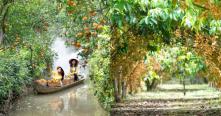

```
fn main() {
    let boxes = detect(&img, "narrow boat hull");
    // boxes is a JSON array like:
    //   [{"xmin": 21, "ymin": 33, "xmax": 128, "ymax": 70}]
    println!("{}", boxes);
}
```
[{"xmin": 35, "ymin": 78, "xmax": 85, "ymax": 94}]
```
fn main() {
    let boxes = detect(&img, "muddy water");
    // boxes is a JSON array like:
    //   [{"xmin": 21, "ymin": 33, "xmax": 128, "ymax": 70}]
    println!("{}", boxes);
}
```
[{"xmin": 9, "ymin": 38, "xmax": 107, "ymax": 116}]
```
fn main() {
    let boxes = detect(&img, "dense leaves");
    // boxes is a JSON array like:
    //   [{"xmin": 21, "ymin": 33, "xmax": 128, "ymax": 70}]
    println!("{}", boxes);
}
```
[
  {"xmin": 0, "ymin": 0, "xmax": 58, "ymax": 110},
  {"xmin": 88, "ymin": 33, "xmax": 113, "ymax": 110},
  {"xmin": 0, "ymin": 50, "xmax": 31, "ymax": 104}
]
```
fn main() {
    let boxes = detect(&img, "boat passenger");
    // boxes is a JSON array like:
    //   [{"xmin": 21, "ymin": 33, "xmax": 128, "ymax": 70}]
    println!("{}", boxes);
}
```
[
  {"xmin": 68, "ymin": 59, "xmax": 79, "ymax": 81},
  {"xmin": 52, "ymin": 66, "xmax": 65, "ymax": 81}
]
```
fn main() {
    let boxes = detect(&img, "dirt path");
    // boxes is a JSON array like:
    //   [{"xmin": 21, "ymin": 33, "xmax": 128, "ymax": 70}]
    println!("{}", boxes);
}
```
[{"xmin": 111, "ymin": 84, "xmax": 221, "ymax": 116}]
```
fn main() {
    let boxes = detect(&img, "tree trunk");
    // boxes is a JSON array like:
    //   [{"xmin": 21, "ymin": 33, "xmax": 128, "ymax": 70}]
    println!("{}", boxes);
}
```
[
  {"xmin": 117, "ymin": 77, "xmax": 122, "ymax": 98},
  {"xmin": 150, "ymin": 78, "xmax": 157, "ymax": 89},
  {"xmin": 121, "ymin": 80, "xmax": 127, "ymax": 99},
  {"xmin": 117, "ymin": 66, "xmax": 122, "ymax": 99},
  {"xmin": 113, "ymin": 78, "xmax": 121, "ymax": 102},
  {"xmin": 183, "ymin": 77, "xmax": 186, "ymax": 96},
  {"xmin": 46, "ymin": 62, "xmax": 52, "ymax": 76},
  {"xmin": 30, "ymin": 46, "xmax": 34, "ymax": 76},
  {"xmin": 0, "ymin": 1, "xmax": 11, "ymax": 44},
  {"xmin": 0, "ymin": 29, "xmax": 3, "ymax": 44},
  {"xmin": 1, "ymin": 7, "xmax": 8, "ymax": 34}
]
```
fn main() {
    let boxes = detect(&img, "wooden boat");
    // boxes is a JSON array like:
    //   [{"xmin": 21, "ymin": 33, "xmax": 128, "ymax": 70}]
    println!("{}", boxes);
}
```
[{"xmin": 35, "ymin": 76, "xmax": 85, "ymax": 94}]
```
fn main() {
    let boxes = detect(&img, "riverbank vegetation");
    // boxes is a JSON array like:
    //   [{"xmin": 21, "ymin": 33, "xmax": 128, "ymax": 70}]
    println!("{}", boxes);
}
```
[{"xmin": 0, "ymin": 0, "xmax": 59, "ymax": 113}]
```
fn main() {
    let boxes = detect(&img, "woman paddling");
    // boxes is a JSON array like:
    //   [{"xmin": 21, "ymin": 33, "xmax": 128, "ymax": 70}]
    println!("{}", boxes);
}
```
[{"xmin": 68, "ymin": 59, "xmax": 79, "ymax": 81}]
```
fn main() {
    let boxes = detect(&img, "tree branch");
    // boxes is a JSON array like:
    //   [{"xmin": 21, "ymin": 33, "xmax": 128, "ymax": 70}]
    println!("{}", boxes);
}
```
[
  {"xmin": 192, "ymin": 2, "xmax": 210, "ymax": 10},
  {"xmin": 0, "ymin": 1, "xmax": 13, "ymax": 44}
]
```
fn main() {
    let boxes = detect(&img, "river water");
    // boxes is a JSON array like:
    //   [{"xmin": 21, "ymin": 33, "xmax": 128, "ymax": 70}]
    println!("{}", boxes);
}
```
[{"xmin": 9, "ymin": 38, "xmax": 107, "ymax": 116}]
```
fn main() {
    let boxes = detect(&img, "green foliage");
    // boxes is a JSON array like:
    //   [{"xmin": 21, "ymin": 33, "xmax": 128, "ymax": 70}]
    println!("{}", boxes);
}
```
[
  {"xmin": 108, "ymin": 0, "xmax": 184, "ymax": 43},
  {"xmin": 175, "ymin": 47, "xmax": 205, "ymax": 79},
  {"xmin": 60, "ymin": 0, "xmax": 115, "ymax": 108},
  {"xmin": 1, "ymin": 0, "xmax": 58, "ymax": 77},
  {"xmin": 0, "ymin": 49, "xmax": 31, "ymax": 104},
  {"xmin": 147, "ymin": 44, "xmax": 205, "ymax": 81},
  {"xmin": 143, "ymin": 44, "xmax": 205, "ymax": 94},
  {"xmin": 0, "ymin": 0, "xmax": 58, "ymax": 106},
  {"xmin": 88, "ymin": 34, "xmax": 114, "ymax": 110},
  {"xmin": 58, "ymin": 0, "xmax": 108, "ymax": 51},
  {"xmin": 3, "ymin": 0, "xmax": 57, "ymax": 44},
  {"xmin": 144, "ymin": 70, "xmax": 160, "ymax": 90}
]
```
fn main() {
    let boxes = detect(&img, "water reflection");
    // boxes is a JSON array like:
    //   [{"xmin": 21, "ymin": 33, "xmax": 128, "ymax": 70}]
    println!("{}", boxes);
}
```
[
  {"xmin": 9, "ymin": 38, "xmax": 107, "ymax": 116},
  {"xmin": 49, "ymin": 97, "xmax": 64, "ymax": 112}
]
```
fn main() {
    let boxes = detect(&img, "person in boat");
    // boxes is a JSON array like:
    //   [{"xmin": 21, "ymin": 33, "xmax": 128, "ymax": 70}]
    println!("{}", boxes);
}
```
[
  {"xmin": 68, "ymin": 59, "xmax": 79, "ymax": 81},
  {"xmin": 52, "ymin": 66, "xmax": 65, "ymax": 82}
]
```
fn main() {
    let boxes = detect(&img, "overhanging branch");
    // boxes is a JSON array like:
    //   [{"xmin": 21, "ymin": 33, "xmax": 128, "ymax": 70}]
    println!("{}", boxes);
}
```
[{"xmin": 192, "ymin": 2, "xmax": 210, "ymax": 10}]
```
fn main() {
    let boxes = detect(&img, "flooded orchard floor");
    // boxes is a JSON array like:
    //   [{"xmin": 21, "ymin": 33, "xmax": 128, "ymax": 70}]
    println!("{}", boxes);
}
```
[{"xmin": 9, "ymin": 38, "xmax": 107, "ymax": 116}]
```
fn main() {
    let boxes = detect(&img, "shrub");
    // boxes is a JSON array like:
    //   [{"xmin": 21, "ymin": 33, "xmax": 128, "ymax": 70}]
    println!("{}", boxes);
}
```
[
  {"xmin": 0, "ymin": 50, "xmax": 30, "ymax": 104},
  {"xmin": 88, "ymin": 35, "xmax": 114, "ymax": 110}
]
